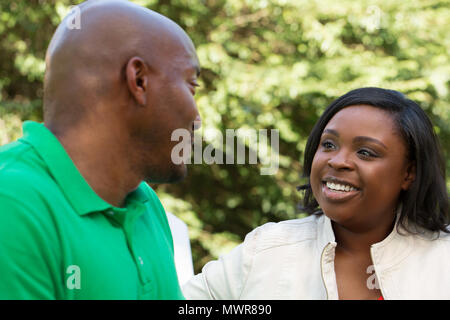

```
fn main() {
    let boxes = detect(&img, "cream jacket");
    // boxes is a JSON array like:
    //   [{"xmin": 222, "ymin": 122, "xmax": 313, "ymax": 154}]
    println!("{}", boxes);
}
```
[{"xmin": 183, "ymin": 214, "xmax": 450, "ymax": 300}]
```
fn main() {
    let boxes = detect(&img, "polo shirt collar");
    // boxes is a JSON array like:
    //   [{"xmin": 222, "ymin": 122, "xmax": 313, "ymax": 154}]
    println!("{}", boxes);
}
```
[{"xmin": 20, "ymin": 121, "xmax": 119, "ymax": 215}]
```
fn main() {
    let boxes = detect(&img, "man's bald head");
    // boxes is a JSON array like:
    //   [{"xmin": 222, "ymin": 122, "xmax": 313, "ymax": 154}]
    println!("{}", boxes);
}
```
[
  {"xmin": 44, "ymin": 0, "xmax": 198, "ymax": 128},
  {"xmin": 43, "ymin": 0, "xmax": 201, "ymax": 187}
]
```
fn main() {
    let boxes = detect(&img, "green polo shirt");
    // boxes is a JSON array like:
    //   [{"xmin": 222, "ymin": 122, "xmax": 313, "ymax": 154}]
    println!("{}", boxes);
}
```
[{"xmin": 0, "ymin": 121, "xmax": 184, "ymax": 300}]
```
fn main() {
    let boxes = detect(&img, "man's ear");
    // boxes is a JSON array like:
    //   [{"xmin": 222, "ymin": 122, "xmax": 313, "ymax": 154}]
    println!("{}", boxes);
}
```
[
  {"xmin": 125, "ymin": 57, "xmax": 149, "ymax": 106},
  {"xmin": 401, "ymin": 161, "xmax": 416, "ymax": 191}
]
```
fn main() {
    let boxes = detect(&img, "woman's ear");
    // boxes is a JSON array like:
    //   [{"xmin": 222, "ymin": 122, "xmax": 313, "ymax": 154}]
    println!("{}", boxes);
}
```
[
  {"xmin": 125, "ymin": 57, "xmax": 149, "ymax": 106},
  {"xmin": 401, "ymin": 161, "xmax": 416, "ymax": 191}
]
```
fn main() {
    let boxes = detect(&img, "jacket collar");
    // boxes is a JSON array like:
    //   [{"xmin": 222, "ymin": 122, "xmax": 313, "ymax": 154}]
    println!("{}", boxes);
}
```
[
  {"xmin": 317, "ymin": 213, "xmax": 336, "ymax": 251},
  {"xmin": 316, "ymin": 206, "xmax": 417, "ymax": 270}
]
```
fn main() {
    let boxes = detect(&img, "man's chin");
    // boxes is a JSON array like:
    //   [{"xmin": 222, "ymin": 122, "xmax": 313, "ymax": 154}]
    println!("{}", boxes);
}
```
[
  {"xmin": 166, "ymin": 168, "xmax": 188, "ymax": 183},
  {"xmin": 146, "ymin": 165, "xmax": 188, "ymax": 184}
]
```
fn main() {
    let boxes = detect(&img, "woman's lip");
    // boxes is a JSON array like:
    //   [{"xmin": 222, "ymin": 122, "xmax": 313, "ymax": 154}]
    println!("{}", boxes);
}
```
[
  {"xmin": 321, "ymin": 182, "xmax": 360, "ymax": 202},
  {"xmin": 322, "ymin": 177, "xmax": 360, "ymax": 190}
]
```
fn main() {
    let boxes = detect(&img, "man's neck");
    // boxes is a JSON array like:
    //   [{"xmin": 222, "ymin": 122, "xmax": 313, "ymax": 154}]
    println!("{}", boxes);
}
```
[{"xmin": 47, "ymin": 122, "xmax": 141, "ymax": 208}]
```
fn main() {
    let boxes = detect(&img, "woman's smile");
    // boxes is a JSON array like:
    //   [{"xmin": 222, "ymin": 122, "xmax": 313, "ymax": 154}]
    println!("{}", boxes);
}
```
[{"xmin": 321, "ymin": 178, "xmax": 361, "ymax": 202}]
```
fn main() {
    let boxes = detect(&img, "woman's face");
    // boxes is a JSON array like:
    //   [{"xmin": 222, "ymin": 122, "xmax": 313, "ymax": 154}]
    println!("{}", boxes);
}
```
[{"xmin": 310, "ymin": 105, "xmax": 415, "ymax": 231}]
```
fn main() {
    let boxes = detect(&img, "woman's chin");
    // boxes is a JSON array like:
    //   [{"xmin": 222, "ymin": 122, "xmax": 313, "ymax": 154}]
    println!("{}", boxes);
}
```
[{"xmin": 322, "ymin": 207, "xmax": 358, "ymax": 228}]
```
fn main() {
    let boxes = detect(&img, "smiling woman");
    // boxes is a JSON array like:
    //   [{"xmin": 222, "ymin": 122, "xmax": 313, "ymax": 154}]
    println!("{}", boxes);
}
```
[
  {"xmin": 183, "ymin": 87, "xmax": 450, "ymax": 300},
  {"xmin": 297, "ymin": 87, "xmax": 449, "ymax": 299},
  {"xmin": 300, "ymin": 87, "xmax": 448, "ymax": 235}
]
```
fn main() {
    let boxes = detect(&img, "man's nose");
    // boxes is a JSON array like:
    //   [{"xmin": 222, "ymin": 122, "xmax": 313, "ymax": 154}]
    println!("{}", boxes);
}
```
[{"xmin": 327, "ymin": 150, "xmax": 354, "ymax": 171}]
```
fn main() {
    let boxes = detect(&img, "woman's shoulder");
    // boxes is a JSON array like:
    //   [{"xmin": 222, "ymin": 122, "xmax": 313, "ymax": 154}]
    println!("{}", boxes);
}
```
[
  {"xmin": 431, "ymin": 229, "xmax": 450, "ymax": 243},
  {"xmin": 244, "ymin": 214, "xmax": 322, "ymax": 253},
  {"xmin": 400, "ymin": 218, "xmax": 450, "ymax": 243}
]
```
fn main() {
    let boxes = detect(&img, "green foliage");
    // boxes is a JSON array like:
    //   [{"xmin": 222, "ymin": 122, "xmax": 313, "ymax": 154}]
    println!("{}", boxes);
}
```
[{"xmin": 0, "ymin": 0, "xmax": 449, "ymax": 273}]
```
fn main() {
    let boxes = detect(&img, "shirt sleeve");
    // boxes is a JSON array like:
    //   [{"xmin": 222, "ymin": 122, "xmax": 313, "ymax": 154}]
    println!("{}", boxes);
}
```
[
  {"xmin": 182, "ymin": 227, "xmax": 260, "ymax": 300},
  {"xmin": 0, "ymin": 194, "xmax": 59, "ymax": 299}
]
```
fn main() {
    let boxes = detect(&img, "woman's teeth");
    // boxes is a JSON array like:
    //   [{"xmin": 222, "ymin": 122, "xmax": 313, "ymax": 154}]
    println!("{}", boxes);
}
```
[{"xmin": 326, "ymin": 181, "xmax": 357, "ymax": 192}]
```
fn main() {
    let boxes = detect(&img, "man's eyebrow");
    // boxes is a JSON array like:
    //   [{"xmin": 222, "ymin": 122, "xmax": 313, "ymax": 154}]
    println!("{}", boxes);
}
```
[{"xmin": 353, "ymin": 136, "xmax": 388, "ymax": 150}]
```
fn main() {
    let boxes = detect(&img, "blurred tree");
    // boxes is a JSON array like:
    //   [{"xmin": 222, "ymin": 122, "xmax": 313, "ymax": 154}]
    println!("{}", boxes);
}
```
[{"xmin": 0, "ymin": 0, "xmax": 449, "ymax": 272}]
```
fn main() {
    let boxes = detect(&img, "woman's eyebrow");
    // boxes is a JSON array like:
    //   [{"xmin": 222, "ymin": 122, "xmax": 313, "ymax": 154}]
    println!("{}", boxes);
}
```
[
  {"xmin": 353, "ymin": 136, "xmax": 388, "ymax": 150},
  {"xmin": 322, "ymin": 129, "xmax": 339, "ymax": 137}
]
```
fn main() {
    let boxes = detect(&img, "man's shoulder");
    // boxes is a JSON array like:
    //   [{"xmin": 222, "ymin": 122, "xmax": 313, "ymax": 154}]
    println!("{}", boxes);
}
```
[
  {"xmin": 1, "ymin": 137, "xmax": 46, "ymax": 171},
  {"xmin": 0, "ymin": 140, "xmax": 54, "ymax": 203},
  {"xmin": 0, "ymin": 139, "xmax": 30, "ymax": 170},
  {"xmin": 247, "ymin": 214, "xmax": 320, "ymax": 253},
  {"xmin": 0, "ymin": 172, "xmax": 56, "ymax": 231}
]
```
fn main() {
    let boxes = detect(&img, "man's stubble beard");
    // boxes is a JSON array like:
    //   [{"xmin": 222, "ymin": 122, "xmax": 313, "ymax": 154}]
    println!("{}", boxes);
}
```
[{"xmin": 143, "ymin": 162, "xmax": 187, "ymax": 184}]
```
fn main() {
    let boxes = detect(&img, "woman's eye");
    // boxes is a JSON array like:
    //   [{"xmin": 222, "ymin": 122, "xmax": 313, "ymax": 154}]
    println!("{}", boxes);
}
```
[
  {"xmin": 357, "ymin": 148, "xmax": 377, "ymax": 158},
  {"xmin": 321, "ymin": 141, "xmax": 336, "ymax": 150}
]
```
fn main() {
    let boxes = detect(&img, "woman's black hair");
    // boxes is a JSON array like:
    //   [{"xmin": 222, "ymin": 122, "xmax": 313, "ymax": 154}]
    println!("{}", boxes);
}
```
[{"xmin": 298, "ymin": 87, "xmax": 449, "ymax": 234}]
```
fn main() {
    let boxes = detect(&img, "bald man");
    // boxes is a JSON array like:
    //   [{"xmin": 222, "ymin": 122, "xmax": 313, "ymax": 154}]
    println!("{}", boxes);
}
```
[{"xmin": 0, "ymin": 0, "xmax": 201, "ymax": 299}]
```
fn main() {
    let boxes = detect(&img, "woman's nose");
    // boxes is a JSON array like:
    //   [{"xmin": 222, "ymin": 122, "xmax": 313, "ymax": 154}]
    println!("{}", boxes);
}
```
[{"xmin": 327, "ymin": 151, "xmax": 354, "ymax": 171}]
